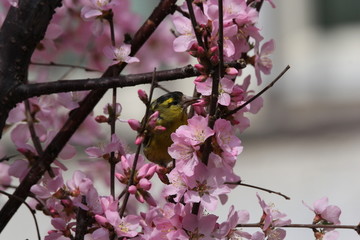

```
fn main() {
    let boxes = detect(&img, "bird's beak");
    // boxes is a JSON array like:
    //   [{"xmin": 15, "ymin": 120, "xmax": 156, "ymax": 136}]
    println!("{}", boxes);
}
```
[{"xmin": 182, "ymin": 95, "xmax": 199, "ymax": 108}]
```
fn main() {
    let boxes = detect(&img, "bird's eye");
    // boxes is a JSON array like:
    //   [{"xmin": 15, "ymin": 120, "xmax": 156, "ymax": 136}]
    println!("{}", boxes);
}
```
[{"xmin": 171, "ymin": 99, "xmax": 179, "ymax": 106}]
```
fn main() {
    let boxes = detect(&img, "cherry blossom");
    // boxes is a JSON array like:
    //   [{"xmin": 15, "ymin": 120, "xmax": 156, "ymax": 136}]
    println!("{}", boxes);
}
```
[{"xmin": 103, "ymin": 44, "xmax": 139, "ymax": 64}]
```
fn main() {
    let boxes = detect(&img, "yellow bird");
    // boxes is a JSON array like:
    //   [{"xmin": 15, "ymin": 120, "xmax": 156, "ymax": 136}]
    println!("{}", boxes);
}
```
[{"xmin": 143, "ymin": 91, "xmax": 196, "ymax": 166}]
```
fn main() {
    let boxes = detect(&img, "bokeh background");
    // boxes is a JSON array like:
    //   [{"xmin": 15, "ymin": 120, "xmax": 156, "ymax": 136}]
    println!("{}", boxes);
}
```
[{"xmin": 2, "ymin": 0, "xmax": 360, "ymax": 239}]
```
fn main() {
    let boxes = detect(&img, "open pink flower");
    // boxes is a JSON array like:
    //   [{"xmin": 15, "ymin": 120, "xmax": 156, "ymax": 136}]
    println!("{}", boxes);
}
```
[
  {"xmin": 105, "ymin": 211, "xmax": 140, "ymax": 238},
  {"xmin": 303, "ymin": 197, "xmax": 341, "ymax": 225},
  {"xmin": 256, "ymin": 193, "xmax": 291, "ymax": 233},
  {"xmin": 103, "ymin": 44, "xmax": 139, "ymax": 64},
  {"xmin": 255, "ymin": 39, "xmax": 275, "ymax": 85},
  {"xmin": 81, "ymin": 0, "xmax": 117, "ymax": 20}
]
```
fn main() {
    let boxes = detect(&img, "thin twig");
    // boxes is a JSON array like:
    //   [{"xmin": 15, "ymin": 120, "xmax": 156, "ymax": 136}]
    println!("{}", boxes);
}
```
[
  {"xmin": 24, "ymin": 100, "xmax": 43, "ymax": 156},
  {"xmin": 236, "ymin": 222, "xmax": 360, "ymax": 233},
  {"xmin": 30, "ymin": 61, "xmax": 98, "ymax": 72},
  {"xmin": 175, "ymin": 5, "xmax": 190, "ymax": 18},
  {"xmin": 223, "ymin": 65, "xmax": 290, "ymax": 118},
  {"xmin": 0, "ymin": 190, "xmax": 41, "ymax": 240},
  {"xmin": 106, "ymin": 9, "xmax": 118, "ymax": 199},
  {"xmin": 119, "ymin": 68, "xmax": 158, "ymax": 218},
  {"xmin": 185, "ymin": 0, "xmax": 205, "ymax": 49},
  {"xmin": 24, "ymin": 96, "xmax": 55, "ymax": 177},
  {"xmin": 225, "ymin": 180, "xmax": 290, "ymax": 200}
]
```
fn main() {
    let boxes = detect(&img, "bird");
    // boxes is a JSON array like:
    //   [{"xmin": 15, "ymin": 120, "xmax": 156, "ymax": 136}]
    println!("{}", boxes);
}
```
[{"xmin": 143, "ymin": 91, "xmax": 196, "ymax": 166}]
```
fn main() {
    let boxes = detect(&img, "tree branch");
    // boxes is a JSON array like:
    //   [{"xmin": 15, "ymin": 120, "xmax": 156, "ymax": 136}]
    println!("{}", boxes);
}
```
[
  {"xmin": 14, "ymin": 61, "xmax": 246, "ymax": 103},
  {"xmin": 236, "ymin": 222, "xmax": 360, "ymax": 234},
  {"xmin": 0, "ymin": 0, "xmax": 62, "ymax": 138}
]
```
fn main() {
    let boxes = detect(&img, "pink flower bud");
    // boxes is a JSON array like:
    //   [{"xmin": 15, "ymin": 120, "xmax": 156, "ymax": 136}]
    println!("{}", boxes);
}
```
[
  {"xmin": 137, "ymin": 164, "xmax": 151, "ymax": 178},
  {"xmin": 154, "ymin": 125, "xmax": 166, "ymax": 132},
  {"xmin": 135, "ymin": 191, "xmax": 145, "ymax": 203},
  {"xmin": 225, "ymin": 67, "xmax": 239, "ymax": 76},
  {"xmin": 121, "ymin": 155, "xmax": 130, "ymax": 170},
  {"xmin": 95, "ymin": 215, "xmax": 108, "ymax": 225},
  {"xmin": 61, "ymin": 199, "xmax": 72, "ymax": 208},
  {"xmin": 95, "ymin": 115, "xmax": 108, "ymax": 123},
  {"xmin": 128, "ymin": 185, "xmax": 137, "ymax": 194},
  {"xmin": 194, "ymin": 64, "xmax": 205, "ymax": 72},
  {"xmin": 210, "ymin": 55, "xmax": 219, "ymax": 65},
  {"xmin": 138, "ymin": 178, "xmax": 152, "ymax": 191},
  {"xmin": 194, "ymin": 105, "xmax": 207, "ymax": 115},
  {"xmin": 209, "ymin": 46, "xmax": 218, "ymax": 54},
  {"xmin": 148, "ymin": 111, "xmax": 159, "ymax": 127},
  {"xmin": 147, "ymin": 165, "xmax": 157, "ymax": 178},
  {"xmin": 197, "ymin": 46, "xmax": 205, "ymax": 55},
  {"xmin": 138, "ymin": 89, "xmax": 148, "ymax": 103},
  {"xmin": 192, "ymin": 98, "xmax": 206, "ymax": 107},
  {"xmin": 189, "ymin": 50, "xmax": 199, "ymax": 57},
  {"xmin": 135, "ymin": 135, "xmax": 144, "ymax": 145},
  {"xmin": 190, "ymin": 43, "xmax": 199, "ymax": 51},
  {"xmin": 143, "ymin": 191, "xmax": 157, "ymax": 207},
  {"xmin": 128, "ymin": 119, "xmax": 141, "ymax": 131},
  {"xmin": 115, "ymin": 173, "xmax": 126, "ymax": 183},
  {"xmin": 194, "ymin": 75, "xmax": 207, "ymax": 82}
]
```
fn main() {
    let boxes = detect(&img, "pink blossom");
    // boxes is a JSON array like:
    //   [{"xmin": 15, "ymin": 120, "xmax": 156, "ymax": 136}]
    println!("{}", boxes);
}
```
[
  {"xmin": 175, "ymin": 115, "xmax": 214, "ymax": 146},
  {"xmin": 81, "ymin": 0, "xmax": 117, "ymax": 20},
  {"xmin": 184, "ymin": 163, "xmax": 230, "ymax": 211},
  {"xmin": 323, "ymin": 230, "xmax": 340, "ymax": 240},
  {"xmin": 85, "ymin": 134, "xmax": 124, "ymax": 159},
  {"xmin": 140, "ymin": 203, "xmax": 188, "ymax": 239},
  {"xmin": 45, "ymin": 218, "xmax": 73, "ymax": 240},
  {"xmin": 66, "ymin": 171, "xmax": 93, "ymax": 196},
  {"xmin": 84, "ymin": 228, "xmax": 109, "ymax": 240},
  {"xmin": 103, "ymin": 44, "xmax": 139, "ymax": 64},
  {"xmin": 57, "ymin": 91, "xmax": 88, "ymax": 110},
  {"xmin": 162, "ymin": 168, "xmax": 188, "ymax": 202},
  {"xmin": 257, "ymin": 193, "xmax": 291, "ymax": 231},
  {"xmin": 255, "ymin": 39, "xmax": 275, "ymax": 85},
  {"xmin": 182, "ymin": 204, "xmax": 218, "ymax": 238},
  {"xmin": 8, "ymin": 159, "xmax": 30, "ymax": 181},
  {"xmin": 214, "ymin": 118, "xmax": 243, "ymax": 157},
  {"xmin": 196, "ymin": 77, "xmax": 235, "ymax": 106},
  {"xmin": 105, "ymin": 211, "xmax": 140, "ymax": 237},
  {"xmin": 303, "ymin": 197, "xmax": 341, "ymax": 225},
  {"xmin": 115, "ymin": 154, "xmax": 156, "ymax": 205},
  {"xmin": 214, "ymin": 205, "xmax": 251, "ymax": 239},
  {"xmin": 31, "ymin": 170, "xmax": 64, "ymax": 199},
  {"xmin": 172, "ymin": 15, "xmax": 197, "ymax": 52},
  {"xmin": 168, "ymin": 134, "xmax": 199, "ymax": 175}
]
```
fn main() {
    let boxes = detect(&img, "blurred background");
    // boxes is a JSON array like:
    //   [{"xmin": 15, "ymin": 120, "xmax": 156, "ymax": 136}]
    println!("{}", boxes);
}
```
[{"xmin": 3, "ymin": 0, "xmax": 360, "ymax": 239}]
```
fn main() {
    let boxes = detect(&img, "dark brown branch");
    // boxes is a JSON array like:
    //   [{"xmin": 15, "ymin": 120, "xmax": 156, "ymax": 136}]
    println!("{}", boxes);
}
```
[
  {"xmin": 75, "ymin": 196, "xmax": 91, "ymax": 240},
  {"xmin": 236, "ymin": 222, "xmax": 360, "ymax": 234},
  {"xmin": 14, "ymin": 61, "xmax": 246, "ymax": 103},
  {"xmin": 0, "ymin": 0, "xmax": 62, "ymax": 138},
  {"xmin": 0, "ymin": 0, "xmax": 178, "ymax": 232}
]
